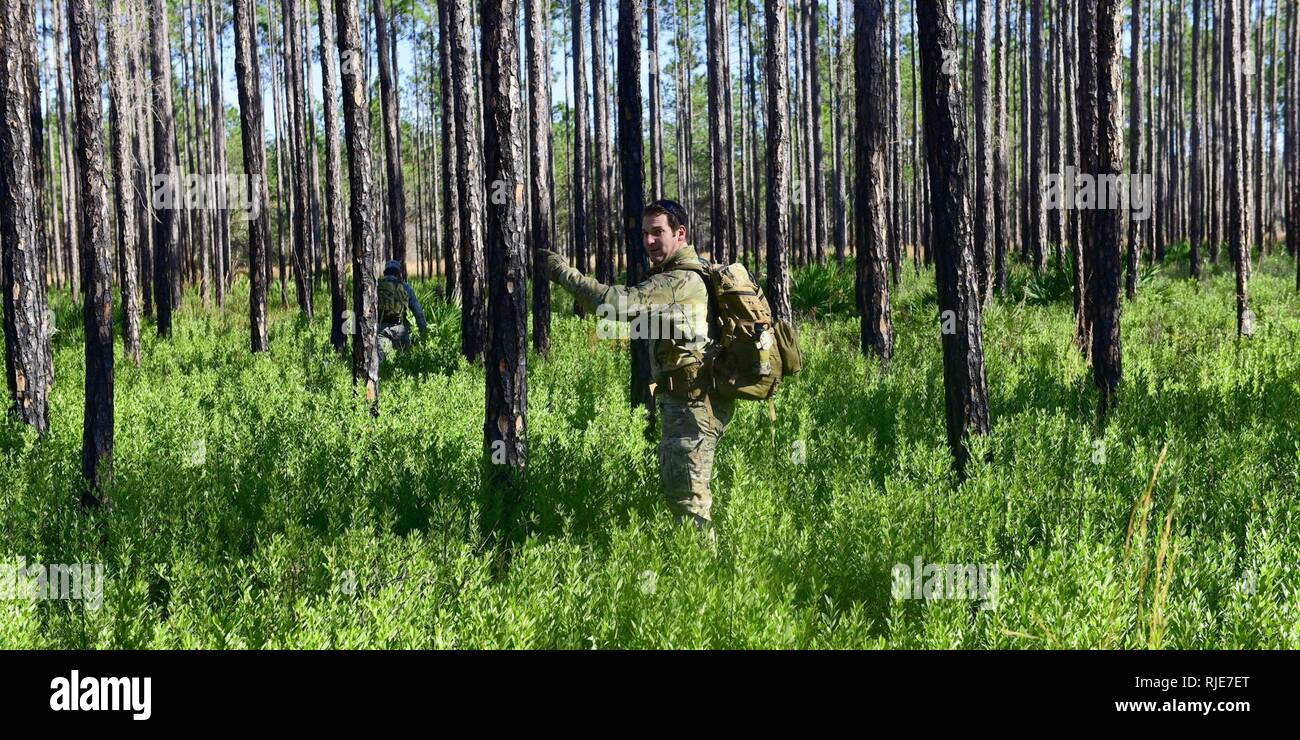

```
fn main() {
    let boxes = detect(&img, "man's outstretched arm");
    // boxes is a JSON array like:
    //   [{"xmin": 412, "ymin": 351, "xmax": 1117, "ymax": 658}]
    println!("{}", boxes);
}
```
[{"xmin": 404, "ymin": 282, "xmax": 429, "ymax": 334}]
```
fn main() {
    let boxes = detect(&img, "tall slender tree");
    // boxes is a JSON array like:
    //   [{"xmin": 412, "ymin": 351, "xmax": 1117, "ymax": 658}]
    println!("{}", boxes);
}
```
[
  {"xmin": 527, "ymin": 0, "xmax": 552, "ymax": 355},
  {"xmin": 855, "ymin": 0, "xmax": 894, "ymax": 360},
  {"xmin": 233, "ymin": 0, "xmax": 271, "ymax": 352},
  {"xmin": 437, "ymin": 0, "xmax": 460, "ymax": 302},
  {"xmin": 107, "ymin": 0, "xmax": 140, "ymax": 365},
  {"xmin": 916, "ymin": 0, "xmax": 992, "ymax": 474},
  {"xmin": 706, "ymin": 0, "xmax": 737, "ymax": 263},
  {"xmin": 374, "ymin": 0, "xmax": 407, "ymax": 269},
  {"xmin": 336, "ymin": 0, "xmax": 380, "ymax": 406},
  {"xmin": 1090, "ymin": 0, "xmax": 1125, "ymax": 413},
  {"xmin": 320, "ymin": 0, "xmax": 348, "ymax": 352},
  {"xmin": 648, "ymin": 0, "xmax": 664, "ymax": 200},
  {"xmin": 1225, "ymin": 0, "xmax": 1253, "ymax": 332},
  {"xmin": 765, "ymin": 0, "xmax": 793, "ymax": 321},
  {"xmin": 68, "ymin": 0, "xmax": 114, "ymax": 499},
  {"xmin": 617, "ymin": 0, "xmax": 653, "ymax": 414},
  {"xmin": 1, "ymin": 0, "xmax": 53, "ymax": 434},
  {"xmin": 973, "ymin": 0, "xmax": 992, "ymax": 299},
  {"xmin": 150, "ymin": 0, "xmax": 177, "ymax": 338},
  {"xmin": 481, "ymin": 0, "xmax": 528, "ymax": 540},
  {"xmin": 449, "ymin": 0, "xmax": 486, "ymax": 360}
]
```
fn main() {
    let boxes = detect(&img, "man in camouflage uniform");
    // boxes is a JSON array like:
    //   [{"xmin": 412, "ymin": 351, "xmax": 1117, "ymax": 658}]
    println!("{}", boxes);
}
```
[{"xmin": 541, "ymin": 200, "xmax": 733, "ymax": 540}]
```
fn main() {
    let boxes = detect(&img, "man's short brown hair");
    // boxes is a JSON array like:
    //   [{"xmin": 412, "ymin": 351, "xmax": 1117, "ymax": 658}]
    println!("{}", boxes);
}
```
[{"xmin": 643, "ymin": 199, "xmax": 689, "ymax": 234}]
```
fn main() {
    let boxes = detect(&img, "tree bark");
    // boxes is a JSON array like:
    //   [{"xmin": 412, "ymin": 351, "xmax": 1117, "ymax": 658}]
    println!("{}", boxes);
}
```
[
  {"xmin": 481, "ymin": 0, "xmax": 528, "ymax": 539},
  {"xmin": 592, "ymin": 0, "xmax": 613, "ymax": 283},
  {"xmin": 570, "ymin": 0, "xmax": 590, "ymax": 313},
  {"xmin": 150, "ymin": 0, "xmax": 177, "ymax": 338},
  {"xmin": 336, "ymin": 0, "xmax": 380, "ymax": 407},
  {"xmin": 706, "ymin": 0, "xmax": 737, "ymax": 264},
  {"xmin": 617, "ymin": 0, "xmax": 653, "ymax": 414},
  {"xmin": 1225, "ymin": 0, "xmax": 1253, "ymax": 332},
  {"xmin": 973, "ymin": 0, "xmax": 992, "ymax": 300},
  {"xmin": 449, "ymin": 0, "xmax": 486, "ymax": 361},
  {"xmin": 648, "ymin": 0, "xmax": 664, "ymax": 201},
  {"xmin": 854, "ymin": 0, "xmax": 894, "ymax": 360},
  {"xmin": 285, "ymin": 0, "xmax": 312, "ymax": 317},
  {"xmin": 1, "ymin": 0, "xmax": 53, "ymax": 435},
  {"xmin": 916, "ymin": 0, "xmax": 992, "ymax": 475},
  {"xmin": 68, "ymin": 0, "xmax": 114, "ymax": 498},
  {"xmin": 320, "ymin": 0, "xmax": 348, "ymax": 353},
  {"xmin": 765, "ymin": 0, "xmax": 793, "ymax": 321},
  {"xmin": 527, "ymin": 0, "xmax": 552, "ymax": 355},
  {"xmin": 233, "ymin": 0, "xmax": 271, "ymax": 353},
  {"xmin": 374, "ymin": 0, "xmax": 407, "ymax": 269},
  {"xmin": 1090, "ymin": 0, "xmax": 1125, "ymax": 414},
  {"xmin": 437, "ymin": 0, "xmax": 460, "ymax": 302},
  {"xmin": 108, "ymin": 0, "xmax": 141, "ymax": 365}
]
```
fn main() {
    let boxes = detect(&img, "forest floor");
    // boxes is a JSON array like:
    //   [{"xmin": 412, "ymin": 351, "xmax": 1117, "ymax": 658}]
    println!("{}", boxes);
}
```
[{"xmin": 3, "ymin": 247, "xmax": 1299, "ymax": 648}]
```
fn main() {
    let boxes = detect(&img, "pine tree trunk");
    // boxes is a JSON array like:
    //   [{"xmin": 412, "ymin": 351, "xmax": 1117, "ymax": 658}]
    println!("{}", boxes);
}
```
[
  {"xmin": 616, "ymin": 0, "xmax": 653, "ymax": 414},
  {"xmin": 706, "ymin": 0, "xmax": 736, "ymax": 264},
  {"xmin": 591, "ymin": 0, "xmax": 612, "ymax": 283},
  {"xmin": 449, "ymin": 0, "xmax": 486, "ymax": 360},
  {"xmin": 67, "ymin": 0, "xmax": 114, "ymax": 499},
  {"xmin": 204, "ymin": 0, "xmax": 228, "ymax": 307},
  {"xmin": 570, "ymin": 0, "xmax": 590, "ymax": 314},
  {"xmin": 811, "ymin": 0, "xmax": 827, "ymax": 263},
  {"xmin": 233, "ymin": 0, "xmax": 270, "ymax": 352},
  {"xmin": 1131, "ymin": 0, "xmax": 1148, "ymax": 285},
  {"xmin": 765, "ymin": 0, "xmax": 793, "ymax": 321},
  {"xmin": 481, "ymin": 0, "xmax": 528, "ymax": 538},
  {"xmin": 648, "ymin": 0, "xmax": 664, "ymax": 201},
  {"xmin": 1076, "ymin": 0, "xmax": 1097, "ymax": 357},
  {"xmin": 1028, "ymin": 0, "xmax": 1045, "ymax": 271},
  {"xmin": 527, "ymin": 0, "xmax": 552, "ymax": 355},
  {"xmin": 855, "ymin": 0, "xmax": 895, "ymax": 360},
  {"xmin": 108, "ymin": 0, "xmax": 141, "ymax": 365},
  {"xmin": 150, "ymin": 0, "xmax": 177, "ymax": 337},
  {"xmin": 1091, "ymin": 0, "xmax": 1125, "ymax": 414},
  {"xmin": 832, "ymin": 0, "xmax": 847, "ymax": 266},
  {"xmin": 285, "ymin": 0, "xmax": 312, "ymax": 317},
  {"xmin": 374, "ymin": 0, "xmax": 407, "ymax": 269},
  {"xmin": 320, "ymin": 0, "xmax": 348, "ymax": 353},
  {"xmin": 973, "ymin": 0, "xmax": 992, "ymax": 300},
  {"xmin": 1, "ymin": 0, "xmax": 53, "ymax": 435},
  {"xmin": 994, "ymin": 0, "xmax": 1009, "ymax": 295},
  {"xmin": 1226, "ymin": 0, "xmax": 1253, "ymax": 331},
  {"xmin": 335, "ymin": 0, "xmax": 381, "ymax": 406},
  {"xmin": 436, "ymin": 0, "xmax": 460, "ymax": 302},
  {"xmin": 916, "ymin": 0, "xmax": 992, "ymax": 474}
]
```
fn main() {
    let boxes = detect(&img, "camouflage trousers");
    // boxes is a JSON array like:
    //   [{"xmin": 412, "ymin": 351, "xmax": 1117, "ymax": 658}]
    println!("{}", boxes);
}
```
[{"xmin": 657, "ymin": 393, "xmax": 735, "ymax": 523}]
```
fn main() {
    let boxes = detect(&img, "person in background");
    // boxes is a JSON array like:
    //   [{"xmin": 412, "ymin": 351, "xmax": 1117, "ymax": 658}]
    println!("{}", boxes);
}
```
[{"xmin": 377, "ymin": 260, "xmax": 428, "ymax": 360}]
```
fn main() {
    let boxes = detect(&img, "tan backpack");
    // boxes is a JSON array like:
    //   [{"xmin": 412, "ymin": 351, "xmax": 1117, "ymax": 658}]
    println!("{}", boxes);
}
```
[{"xmin": 670, "ymin": 261, "xmax": 802, "ymax": 403}]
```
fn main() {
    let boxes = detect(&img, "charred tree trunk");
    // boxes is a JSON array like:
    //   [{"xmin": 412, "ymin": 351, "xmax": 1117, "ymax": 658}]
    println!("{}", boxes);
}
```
[
  {"xmin": 527, "ymin": 0, "xmax": 552, "ymax": 355},
  {"xmin": 1, "ymin": 0, "xmax": 53, "ymax": 434},
  {"xmin": 481, "ymin": 0, "xmax": 528, "ymax": 540},
  {"xmin": 764, "ymin": 0, "xmax": 793, "ymax": 322},
  {"xmin": 916, "ymin": 0, "xmax": 992, "ymax": 475},
  {"xmin": 437, "ymin": 0, "xmax": 460, "ymax": 302},
  {"xmin": 618, "ymin": 0, "xmax": 654, "ymax": 414},
  {"xmin": 336, "ymin": 0, "xmax": 380, "ymax": 407},
  {"xmin": 68, "ymin": 0, "xmax": 114, "ymax": 498},
  {"xmin": 855, "ymin": 0, "xmax": 894, "ymax": 360},
  {"xmin": 1090, "ymin": 0, "xmax": 1125, "ymax": 415}
]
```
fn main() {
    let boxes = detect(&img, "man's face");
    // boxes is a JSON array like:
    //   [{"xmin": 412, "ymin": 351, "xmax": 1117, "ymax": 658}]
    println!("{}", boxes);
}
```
[{"xmin": 643, "ymin": 213, "xmax": 687, "ymax": 264}]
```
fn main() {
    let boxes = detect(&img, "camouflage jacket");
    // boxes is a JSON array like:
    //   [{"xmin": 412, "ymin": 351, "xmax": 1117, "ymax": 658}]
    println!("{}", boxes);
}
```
[{"xmin": 552, "ymin": 245, "xmax": 712, "ymax": 391}]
